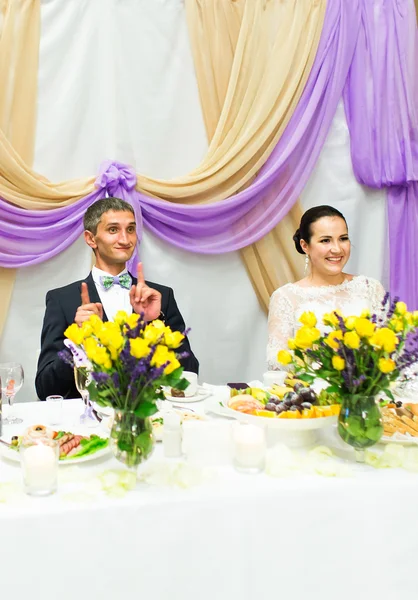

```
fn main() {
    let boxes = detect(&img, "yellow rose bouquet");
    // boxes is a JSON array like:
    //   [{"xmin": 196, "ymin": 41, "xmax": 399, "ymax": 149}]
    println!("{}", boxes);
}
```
[
  {"xmin": 277, "ymin": 297, "xmax": 418, "ymax": 401},
  {"xmin": 62, "ymin": 311, "xmax": 189, "ymax": 418},
  {"xmin": 277, "ymin": 296, "xmax": 418, "ymax": 455}
]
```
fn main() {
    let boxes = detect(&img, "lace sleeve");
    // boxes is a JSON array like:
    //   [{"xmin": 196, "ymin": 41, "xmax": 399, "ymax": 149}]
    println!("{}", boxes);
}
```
[
  {"xmin": 366, "ymin": 278, "xmax": 387, "ymax": 315},
  {"xmin": 266, "ymin": 288, "xmax": 295, "ymax": 370}
]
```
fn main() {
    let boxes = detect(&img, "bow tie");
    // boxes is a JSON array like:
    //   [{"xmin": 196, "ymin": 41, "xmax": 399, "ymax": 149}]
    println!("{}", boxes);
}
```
[{"xmin": 99, "ymin": 273, "xmax": 132, "ymax": 291}]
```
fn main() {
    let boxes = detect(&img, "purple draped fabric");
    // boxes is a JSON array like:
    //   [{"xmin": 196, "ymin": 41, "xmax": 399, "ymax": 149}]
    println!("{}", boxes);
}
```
[
  {"xmin": 0, "ymin": 0, "xmax": 361, "ymax": 266},
  {"xmin": 343, "ymin": 0, "xmax": 418, "ymax": 308}
]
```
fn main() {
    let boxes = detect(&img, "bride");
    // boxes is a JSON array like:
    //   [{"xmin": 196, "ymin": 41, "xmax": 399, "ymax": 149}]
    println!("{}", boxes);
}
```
[{"xmin": 267, "ymin": 205, "xmax": 386, "ymax": 370}]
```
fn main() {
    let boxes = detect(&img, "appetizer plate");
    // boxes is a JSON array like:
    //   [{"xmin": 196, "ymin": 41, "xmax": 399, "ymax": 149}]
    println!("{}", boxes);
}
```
[
  {"xmin": 0, "ymin": 442, "xmax": 110, "ymax": 465},
  {"xmin": 164, "ymin": 386, "xmax": 211, "ymax": 403}
]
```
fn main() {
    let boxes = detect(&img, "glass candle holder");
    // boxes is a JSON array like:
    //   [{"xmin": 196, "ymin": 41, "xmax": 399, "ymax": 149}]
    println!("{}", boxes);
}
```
[
  {"xmin": 232, "ymin": 422, "xmax": 266, "ymax": 473},
  {"xmin": 46, "ymin": 395, "xmax": 63, "ymax": 426},
  {"xmin": 20, "ymin": 438, "xmax": 59, "ymax": 496}
]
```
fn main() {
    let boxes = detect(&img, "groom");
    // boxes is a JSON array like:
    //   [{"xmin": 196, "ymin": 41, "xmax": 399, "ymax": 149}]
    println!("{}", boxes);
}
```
[{"xmin": 35, "ymin": 197, "xmax": 199, "ymax": 400}]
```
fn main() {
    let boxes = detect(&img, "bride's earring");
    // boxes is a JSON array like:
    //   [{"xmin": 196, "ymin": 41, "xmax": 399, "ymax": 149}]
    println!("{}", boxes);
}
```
[{"xmin": 304, "ymin": 254, "xmax": 309, "ymax": 275}]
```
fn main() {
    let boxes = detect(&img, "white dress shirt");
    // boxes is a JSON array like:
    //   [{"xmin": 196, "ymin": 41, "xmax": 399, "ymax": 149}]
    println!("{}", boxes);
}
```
[{"xmin": 92, "ymin": 266, "xmax": 133, "ymax": 322}]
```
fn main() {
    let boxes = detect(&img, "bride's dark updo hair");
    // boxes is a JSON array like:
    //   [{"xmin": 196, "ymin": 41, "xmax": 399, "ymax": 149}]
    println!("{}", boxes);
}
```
[{"xmin": 293, "ymin": 205, "xmax": 347, "ymax": 255}]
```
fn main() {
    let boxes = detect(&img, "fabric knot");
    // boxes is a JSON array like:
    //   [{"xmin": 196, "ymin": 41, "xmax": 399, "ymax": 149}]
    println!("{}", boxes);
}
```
[{"xmin": 95, "ymin": 160, "xmax": 137, "ymax": 195}]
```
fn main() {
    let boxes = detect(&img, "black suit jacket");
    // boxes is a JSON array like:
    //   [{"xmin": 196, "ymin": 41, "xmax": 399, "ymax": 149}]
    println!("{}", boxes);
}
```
[{"xmin": 35, "ymin": 273, "xmax": 199, "ymax": 400}]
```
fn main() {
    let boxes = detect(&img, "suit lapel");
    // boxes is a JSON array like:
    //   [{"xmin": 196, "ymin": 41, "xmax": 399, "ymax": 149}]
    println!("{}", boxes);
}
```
[{"xmin": 84, "ymin": 272, "xmax": 109, "ymax": 322}]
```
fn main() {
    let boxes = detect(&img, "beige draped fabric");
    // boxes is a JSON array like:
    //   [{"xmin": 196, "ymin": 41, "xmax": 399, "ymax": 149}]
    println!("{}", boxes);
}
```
[
  {"xmin": 0, "ymin": 0, "xmax": 325, "ymax": 333},
  {"xmin": 186, "ymin": 0, "xmax": 309, "ymax": 312},
  {"xmin": 1, "ymin": 0, "xmax": 326, "ymax": 208},
  {"xmin": 0, "ymin": 0, "xmax": 41, "ymax": 336},
  {"xmin": 415, "ymin": 0, "xmax": 418, "ymax": 22}
]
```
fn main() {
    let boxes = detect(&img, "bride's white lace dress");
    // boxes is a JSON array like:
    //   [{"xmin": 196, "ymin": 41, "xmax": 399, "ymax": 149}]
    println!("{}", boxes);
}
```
[{"xmin": 267, "ymin": 275, "xmax": 386, "ymax": 370}]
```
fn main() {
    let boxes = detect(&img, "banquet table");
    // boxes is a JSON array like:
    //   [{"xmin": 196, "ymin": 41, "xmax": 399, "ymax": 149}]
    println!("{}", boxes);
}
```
[{"xmin": 0, "ymin": 397, "xmax": 417, "ymax": 600}]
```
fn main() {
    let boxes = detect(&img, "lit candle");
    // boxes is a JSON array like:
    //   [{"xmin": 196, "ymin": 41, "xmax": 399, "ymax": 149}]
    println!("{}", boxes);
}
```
[
  {"xmin": 21, "ymin": 441, "xmax": 59, "ymax": 496},
  {"xmin": 232, "ymin": 423, "xmax": 266, "ymax": 473}
]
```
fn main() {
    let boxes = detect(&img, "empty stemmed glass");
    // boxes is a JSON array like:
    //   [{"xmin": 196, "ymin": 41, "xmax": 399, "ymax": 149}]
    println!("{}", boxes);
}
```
[
  {"xmin": 74, "ymin": 367, "xmax": 98, "ymax": 427},
  {"xmin": 0, "ymin": 362, "xmax": 24, "ymax": 425}
]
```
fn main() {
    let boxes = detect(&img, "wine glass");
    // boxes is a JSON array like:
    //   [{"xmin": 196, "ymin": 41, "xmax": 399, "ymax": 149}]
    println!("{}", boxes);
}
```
[
  {"xmin": 74, "ymin": 367, "xmax": 98, "ymax": 427},
  {"xmin": 0, "ymin": 362, "xmax": 24, "ymax": 425}
]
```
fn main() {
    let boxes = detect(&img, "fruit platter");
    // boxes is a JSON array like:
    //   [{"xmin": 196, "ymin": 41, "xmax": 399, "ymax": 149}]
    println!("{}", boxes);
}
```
[{"xmin": 223, "ymin": 374, "xmax": 340, "ymax": 432}]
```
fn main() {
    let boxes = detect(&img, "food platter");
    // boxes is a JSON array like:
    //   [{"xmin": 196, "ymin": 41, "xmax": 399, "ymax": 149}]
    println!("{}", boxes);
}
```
[
  {"xmin": 0, "ymin": 424, "xmax": 110, "ymax": 466},
  {"xmin": 219, "ymin": 402, "xmax": 338, "ymax": 431},
  {"xmin": 0, "ymin": 443, "xmax": 110, "ymax": 465}
]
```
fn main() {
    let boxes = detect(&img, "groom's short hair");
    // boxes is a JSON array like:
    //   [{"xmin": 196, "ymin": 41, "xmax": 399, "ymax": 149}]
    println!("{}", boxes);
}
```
[{"xmin": 83, "ymin": 197, "xmax": 135, "ymax": 234}]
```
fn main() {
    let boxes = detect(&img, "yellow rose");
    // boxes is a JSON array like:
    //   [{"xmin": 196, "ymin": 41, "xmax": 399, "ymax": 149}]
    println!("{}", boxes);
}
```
[
  {"xmin": 164, "ymin": 330, "xmax": 184, "ymax": 349},
  {"xmin": 114, "ymin": 311, "xmax": 129, "ymax": 326},
  {"xmin": 354, "ymin": 317, "xmax": 376, "ymax": 338},
  {"xmin": 405, "ymin": 312, "xmax": 413, "ymax": 325},
  {"xmin": 294, "ymin": 326, "xmax": 321, "ymax": 350},
  {"xmin": 412, "ymin": 311, "xmax": 418, "ymax": 326},
  {"xmin": 144, "ymin": 321, "xmax": 167, "ymax": 345},
  {"xmin": 80, "ymin": 321, "xmax": 93, "ymax": 338},
  {"xmin": 378, "ymin": 357, "xmax": 396, "ymax": 374},
  {"xmin": 150, "ymin": 319, "xmax": 166, "ymax": 331},
  {"xmin": 64, "ymin": 323, "xmax": 84, "ymax": 345},
  {"xmin": 88, "ymin": 314, "xmax": 103, "ymax": 333},
  {"xmin": 96, "ymin": 323, "xmax": 122, "ymax": 346},
  {"xmin": 151, "ymin": 345, "xmax": 179, "ymax": 374},
  {"xmin": 130, "ymin": 338, "xmax": 151, "ymax": 360},
  {"xmin": 299, "ymin": 311, "xmax": 317, "ymax": 328},
  {"xmin": 325, "ymin": 330, "xmax": 343, "ymax": 350},
  {"xmin": 94, "ymin": 347, "xmax": 112, "ymax": 370},
  {"xmin": 277, "ymin": 350, "xmax": 293, "ymax": 365},
  {"xmin": 344, "ymin": 316, "xmax": 357, "ymax": 330},
  {"xmin": 164, "ymin": 356, "xmax": 180, "ymax": 375},
  {"xmin": 287, "ymin": 339, "xmax": 296, "ymax": 351},
  {"xmin": 323, "ymin": 312, "xmax": 341, "ymax": 327},
  {"xmin": 395, "ymin": 301, "xmax": 407, "ymax": 315},
  {"xmin": 360, "ymin": 309, "xmax": 371, "ymax": 318},
  {"xmin": 389, "ymin": 317, "xmax": 404, "ymax": 333},
  {"xmin": 332, "ymin": 355, "xmax": 345, "ymax": 371},
  {"xmin": 83, "ymin": 338, "xmax": 111, "ymax": 369},
  {"xmin": 126, "ymin": 313, "xmax": 140, "ymax": 329},
  {"xmin": 370, "ymin": 328, "xmax": 399, "ymax": 353},
  {"xmin": 150, "ymin": 344, "xmax": 170, "ymax": 368},
  {"xmin": 343, "ymin": 331, "xmax": 360, "ymax": 350}
]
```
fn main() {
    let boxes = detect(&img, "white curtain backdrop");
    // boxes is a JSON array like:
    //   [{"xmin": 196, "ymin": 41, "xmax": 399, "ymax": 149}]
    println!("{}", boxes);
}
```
[{"xmin": 0, "ymin": 0, "xmax": 387, "ymax": 400}]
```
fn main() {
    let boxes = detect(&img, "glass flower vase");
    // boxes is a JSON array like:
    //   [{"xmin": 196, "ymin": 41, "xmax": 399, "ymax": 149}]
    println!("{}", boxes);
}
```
[
  {"xmin": 110, "ymin": 409, "xmax": 155, "ymax": 469},
  {"xmin": 337, "ymin": 395, "xmax": 383, "ymax": 462}
]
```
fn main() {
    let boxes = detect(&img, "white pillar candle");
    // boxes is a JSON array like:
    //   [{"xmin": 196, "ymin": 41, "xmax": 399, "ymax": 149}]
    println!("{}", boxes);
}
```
[
  {"xmin": 21, "ymin": 442, "xmax": 58, "ymax": 496},
  {"xmin": 232, "ymin": 423, "xmax": 266, "ymax": 472}
]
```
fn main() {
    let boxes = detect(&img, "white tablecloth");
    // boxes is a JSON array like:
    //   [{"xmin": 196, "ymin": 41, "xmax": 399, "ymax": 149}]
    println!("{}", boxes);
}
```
[{"xmin": 0, "ymin": 399, "xmax": 417, "ymax": 600}]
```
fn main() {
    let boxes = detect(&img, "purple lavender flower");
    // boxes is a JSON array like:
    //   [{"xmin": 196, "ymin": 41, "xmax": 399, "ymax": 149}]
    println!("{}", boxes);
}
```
[
  {"xmin": 112, "ymin": 372, "xmax": 120, "ymax": 388},
  {"xmin": 91, "ymin": 372, "xmax": 110, "ymax": 385},
  {"xmin": 352, "ymin": 374, "xmax": 367, "ymax": 388},
  {"xmin": 58, "ymin": 349, "xmax": 74, "ymax": 367}
]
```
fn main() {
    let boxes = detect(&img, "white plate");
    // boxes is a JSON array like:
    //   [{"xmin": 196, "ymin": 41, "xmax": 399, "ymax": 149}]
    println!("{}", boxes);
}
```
[
  {"xmin": 216, "ymin": 401, "xmax": 337, "ymax": 431},
  {"xmin": 0, "ymin": 441, "xmax": 110, "ymax": 465},
  {"xmin": 92, "ymin": 403, "xmax": 114, "ymax": 418},
  {"xmin": 151, "ymin": 410, "xmax": 207, "ymax": 442},
  {"xmin": 164, "ymin": 386, "xmax": 211, "ymax": 403},
  {"xmin": 380, "ymin": 434, "xmax": 418, "ymax": 446}
]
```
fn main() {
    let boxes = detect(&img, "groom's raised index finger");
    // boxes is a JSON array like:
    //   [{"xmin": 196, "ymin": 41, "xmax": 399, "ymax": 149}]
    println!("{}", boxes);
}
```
[
  {"xmin": 137, "ymin": 262, "xmax": 145, "ymax": 284},
  {"xmin": 80, "ymin": 282, "xmax": 91, "ymax": 305}
]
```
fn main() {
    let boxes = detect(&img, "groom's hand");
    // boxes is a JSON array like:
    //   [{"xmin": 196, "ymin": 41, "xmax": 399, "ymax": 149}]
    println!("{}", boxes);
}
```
[
  {"xmin": 130, "ymin": 263, "xmax": 161, "ymax": 322},
  {"xmin": 75, "ymin": 283, "xmax": 103, "ymax": 326}
]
